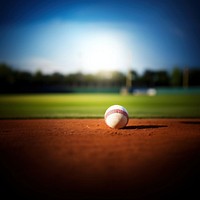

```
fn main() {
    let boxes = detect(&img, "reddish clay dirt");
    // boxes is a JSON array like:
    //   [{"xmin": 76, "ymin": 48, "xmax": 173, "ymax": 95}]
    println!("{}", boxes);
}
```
[{"xmin": 0, "ymin": 119, "xmax": 200, "ymax": 200}]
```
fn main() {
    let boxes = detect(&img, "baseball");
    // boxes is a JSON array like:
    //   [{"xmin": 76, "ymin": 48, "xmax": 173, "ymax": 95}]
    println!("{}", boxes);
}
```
[{"xmin": 104, "ymin": 105, "xmax": 129, "ymax": 129}]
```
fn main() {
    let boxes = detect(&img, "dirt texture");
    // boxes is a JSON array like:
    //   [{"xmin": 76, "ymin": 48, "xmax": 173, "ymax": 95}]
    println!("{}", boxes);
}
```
[{"xmin": 0, "ymin": 119, "xmax": 200, "ymax": 200}]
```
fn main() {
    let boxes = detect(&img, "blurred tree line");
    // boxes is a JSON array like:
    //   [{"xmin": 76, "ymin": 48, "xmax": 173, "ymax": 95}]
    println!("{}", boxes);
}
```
[{"xmin": 0, "ymin": 63, "xmax": 200, "ymax": 93}]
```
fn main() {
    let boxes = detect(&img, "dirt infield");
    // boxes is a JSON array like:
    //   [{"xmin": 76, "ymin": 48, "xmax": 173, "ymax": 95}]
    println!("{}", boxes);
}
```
[{"xmin": 1, "ymin": 119, "xmax": 200, "ymax": 200}]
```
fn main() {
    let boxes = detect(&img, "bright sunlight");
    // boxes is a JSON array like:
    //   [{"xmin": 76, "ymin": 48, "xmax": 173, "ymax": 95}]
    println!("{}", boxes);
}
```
[{"xmin": 78, "ymin": 31, "xmax": 132, "ymax": 73}]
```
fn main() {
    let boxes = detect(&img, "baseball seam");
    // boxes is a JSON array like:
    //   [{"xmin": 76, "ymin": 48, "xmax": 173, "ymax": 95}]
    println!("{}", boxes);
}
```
[{"xmin": 105, "ymin": 109, "xmax": 129, "ymax": 120}]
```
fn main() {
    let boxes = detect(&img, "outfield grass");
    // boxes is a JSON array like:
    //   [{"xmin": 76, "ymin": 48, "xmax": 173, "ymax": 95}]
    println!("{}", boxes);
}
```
[{"xmin": 0, "ymin": 93, "xmax": 200, "ymax": 118}]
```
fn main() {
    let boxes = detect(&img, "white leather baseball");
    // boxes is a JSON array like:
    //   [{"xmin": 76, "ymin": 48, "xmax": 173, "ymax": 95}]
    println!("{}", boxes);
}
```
[{"xmin": 104, "ymin": 105, "xmax": 129, "ymax": 129}]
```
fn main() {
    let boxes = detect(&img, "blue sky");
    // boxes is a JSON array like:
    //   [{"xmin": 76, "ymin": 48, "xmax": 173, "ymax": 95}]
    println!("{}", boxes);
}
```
[{"xmin": 0, "ymin": 0, "xmax": 200, "ymax": 74}]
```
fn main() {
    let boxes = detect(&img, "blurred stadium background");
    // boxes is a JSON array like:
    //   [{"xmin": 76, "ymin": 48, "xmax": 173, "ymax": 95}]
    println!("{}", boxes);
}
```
[
  {"xmin": 0, "ymin": 0, "xmax": 200, "ymax": 118},
  {"xmin": 0, "ymin": 63, "xmax": 200, "ymax": 94}
]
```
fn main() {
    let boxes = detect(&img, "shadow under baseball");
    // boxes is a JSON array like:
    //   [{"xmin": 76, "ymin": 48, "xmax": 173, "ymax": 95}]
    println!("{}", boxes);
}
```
[{"xmin": 125, "ymin": 125, "xmax": 168, "ymax": 129}]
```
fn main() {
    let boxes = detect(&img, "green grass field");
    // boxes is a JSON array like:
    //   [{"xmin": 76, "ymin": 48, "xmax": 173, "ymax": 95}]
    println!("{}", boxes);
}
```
[{"xmin": 0, "ymin": 93, "xmax": 200, "ymax": 118}]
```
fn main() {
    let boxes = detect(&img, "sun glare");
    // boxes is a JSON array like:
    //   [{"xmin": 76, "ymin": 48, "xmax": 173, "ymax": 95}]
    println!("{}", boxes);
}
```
[{"xmin": 79, "ymin": 32, "xmax": 131, "ymax": 73}]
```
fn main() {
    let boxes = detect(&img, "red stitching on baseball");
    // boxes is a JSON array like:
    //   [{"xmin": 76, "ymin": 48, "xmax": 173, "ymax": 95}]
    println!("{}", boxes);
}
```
[{"xmin": 105, "ymin": 109, "xmax": 128, "ymax": 120}]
